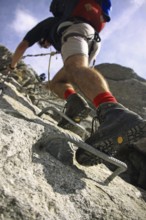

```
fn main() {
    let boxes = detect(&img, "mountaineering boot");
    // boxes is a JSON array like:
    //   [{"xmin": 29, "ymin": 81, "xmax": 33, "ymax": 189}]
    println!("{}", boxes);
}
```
[
  {"xmin": 75, "ymin": 102, "xmax": 146, "ymax": 166},
  {"xmin": 58, "ymin": 93, "xmax": 91, "ymax": 128}
]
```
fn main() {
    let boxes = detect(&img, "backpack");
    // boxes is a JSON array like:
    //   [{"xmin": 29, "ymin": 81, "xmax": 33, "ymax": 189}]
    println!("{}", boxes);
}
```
[{"xmin": 50, "ymin": 0, "xmax": 112, "ymax": 22}]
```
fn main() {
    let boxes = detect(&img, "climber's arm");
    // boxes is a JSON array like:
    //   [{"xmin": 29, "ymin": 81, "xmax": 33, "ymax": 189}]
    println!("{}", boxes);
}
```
[{"xmin": 10, "ymin": 40, "xmax": 29, "ymax": 69}]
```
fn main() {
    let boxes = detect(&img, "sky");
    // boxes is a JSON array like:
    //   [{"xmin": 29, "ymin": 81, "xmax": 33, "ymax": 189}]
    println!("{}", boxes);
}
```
[{"xmin": 0, "ymin": 0, "xmax": 146, "ymax": 80}]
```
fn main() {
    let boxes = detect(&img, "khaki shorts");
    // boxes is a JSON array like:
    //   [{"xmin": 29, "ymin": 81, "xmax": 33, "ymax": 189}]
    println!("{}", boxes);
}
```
[{"xmin": 60, "ymin": 22, "xmax": 101, "ymax": 64}]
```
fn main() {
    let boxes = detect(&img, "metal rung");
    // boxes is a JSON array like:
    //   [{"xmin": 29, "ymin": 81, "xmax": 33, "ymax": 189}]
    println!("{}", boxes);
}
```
[
  {"xmin": 46, "ymin": 131, "xmax": 128, "ymax": 185},
  {"xmin": 38, "ymin": 107, "xmax": 127, "ymax": 184},
  {"xmin": 38, "ymin": 106, "xmax": 87, "ymax": 136}
]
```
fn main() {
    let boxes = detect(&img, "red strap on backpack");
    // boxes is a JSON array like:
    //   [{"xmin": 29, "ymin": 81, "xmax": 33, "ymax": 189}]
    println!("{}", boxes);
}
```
[{"xmin": 71, "ymin": 0, "xmax": 106, "ymax": 32}]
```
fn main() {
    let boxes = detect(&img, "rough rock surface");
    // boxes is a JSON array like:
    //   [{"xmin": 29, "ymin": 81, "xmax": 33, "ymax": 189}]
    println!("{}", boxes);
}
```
[
  {"xmin": 95, "ymin": 64, "xmax": 146, "ymax": 118},
  {"xmin": 0, "ymin": 45, "xmax": 146, "ymax": 220}
]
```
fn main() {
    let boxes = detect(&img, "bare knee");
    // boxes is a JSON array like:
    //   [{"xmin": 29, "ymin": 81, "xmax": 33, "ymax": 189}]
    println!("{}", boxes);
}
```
[{"xmin": 49, "ymin": 68, "xmax": 67, "ymax": 91}]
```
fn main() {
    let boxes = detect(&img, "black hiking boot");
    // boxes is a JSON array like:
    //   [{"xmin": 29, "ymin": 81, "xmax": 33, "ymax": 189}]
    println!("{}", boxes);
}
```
[
  {"xmin": 58, "ymin": 93, "xmax": 91, "ymax": 129},
  {"xmin": 75, "ymin": 102, "xmax": 146, "ymax": 166}
]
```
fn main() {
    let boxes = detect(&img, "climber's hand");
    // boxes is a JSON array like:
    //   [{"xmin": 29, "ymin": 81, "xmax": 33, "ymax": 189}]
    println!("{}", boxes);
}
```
[{"xmin": 8, "ymin": 64, "xmax": 17, "ymax": 72}]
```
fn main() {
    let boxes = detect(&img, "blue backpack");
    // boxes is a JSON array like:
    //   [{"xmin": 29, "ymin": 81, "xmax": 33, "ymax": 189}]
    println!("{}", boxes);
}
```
[{"xmin": 50, "ymin": 0, "xmax": 112, "ymax": 22}]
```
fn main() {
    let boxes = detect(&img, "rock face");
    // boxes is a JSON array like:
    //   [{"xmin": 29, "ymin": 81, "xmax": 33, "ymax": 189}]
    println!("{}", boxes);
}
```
[
  {"xmin": 0, "ymin": 45, "xmax": 146, "ymax": 220},
  {"xmin": 95, "ymin": 63, "xmax": 146, "ymax": 118}
]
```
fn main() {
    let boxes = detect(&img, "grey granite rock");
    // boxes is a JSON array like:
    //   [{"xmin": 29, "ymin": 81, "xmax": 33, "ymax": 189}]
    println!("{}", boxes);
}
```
[{"xmin": 0, "ymin": 45, "xmax": 146, "ymax": 220}]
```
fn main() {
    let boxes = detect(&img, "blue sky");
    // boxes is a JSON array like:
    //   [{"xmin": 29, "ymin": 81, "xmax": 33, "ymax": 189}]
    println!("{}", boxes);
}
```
[{"xmin": 0, "ymin": 0, "xmax": 146, "ymax": 80}]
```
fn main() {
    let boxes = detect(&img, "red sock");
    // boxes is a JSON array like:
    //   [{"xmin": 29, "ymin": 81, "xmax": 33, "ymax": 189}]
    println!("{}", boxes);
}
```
[
  {"xmin": 93, "ymin": 92, "xmax": 117, "ymax": 108},
  {"xmin": 64, "ymin": 88, "xmax": 76, "ymax": 100}
]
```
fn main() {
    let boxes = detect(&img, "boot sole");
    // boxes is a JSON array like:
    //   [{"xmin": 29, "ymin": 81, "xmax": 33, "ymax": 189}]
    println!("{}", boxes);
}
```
[
  {"xmin": 76, "ymin": 120, "xmax": 146, "ymax": 166},
  {"xmin": 120, "ymin": 120, "xmax": 146, "ymax": 153},
  {"xmin": 91, "ymin": 120, "xmax": 146, "ymax": 154}
]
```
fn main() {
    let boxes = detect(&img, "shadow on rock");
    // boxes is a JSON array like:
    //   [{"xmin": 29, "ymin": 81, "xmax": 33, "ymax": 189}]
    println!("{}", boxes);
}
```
[
  {"xmin": 32, "ymin": 135, "xmax": 87, "ymax": 194},
  {"xmin": 104, "ymin": 146, "xmax": 146, "ymax": 201}
]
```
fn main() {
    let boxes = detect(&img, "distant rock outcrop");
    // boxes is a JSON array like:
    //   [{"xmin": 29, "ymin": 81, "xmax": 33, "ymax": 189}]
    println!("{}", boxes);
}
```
[
  {"xmin": 96, "ymin": 63, "xmax": 146, "ymax": 118},
  {"xmin": 0, "ymin": 45, "xmax": 146, "ymax": 220}
]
